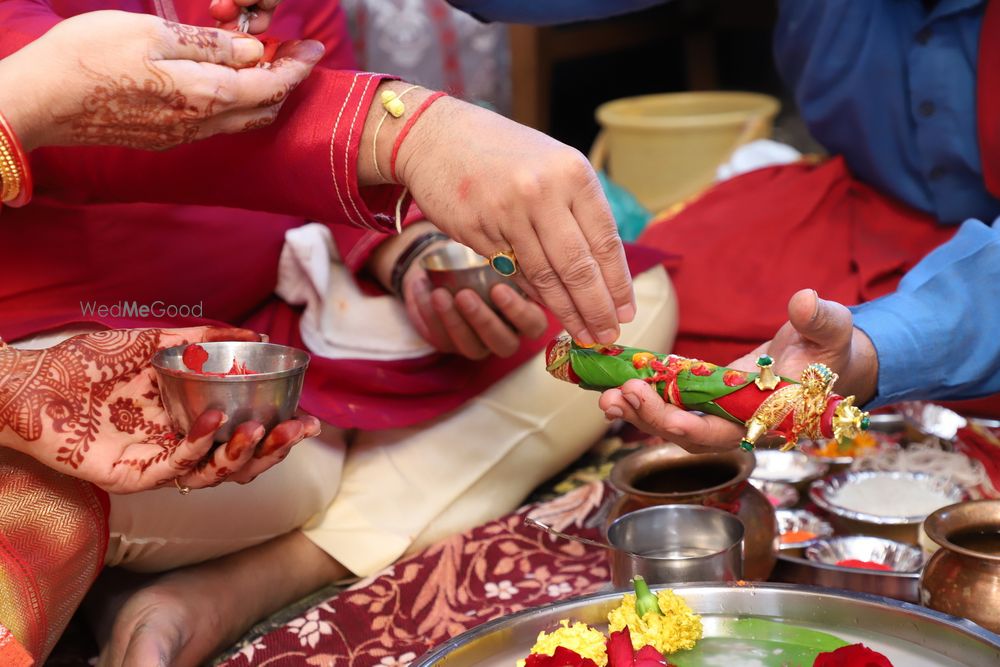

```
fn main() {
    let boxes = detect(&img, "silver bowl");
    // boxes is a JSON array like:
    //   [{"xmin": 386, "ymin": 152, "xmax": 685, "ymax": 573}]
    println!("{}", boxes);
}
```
[
  {"xmin": 806, "ymin": 536, "xmax": 925, "ymax": 573},
  {"xmin": 421, "ymin": 241, "xmax": 520, "ymax": 309},
  {"xmin": 810, "ymin": 471, "xmax": 967, "ymax": 526},
  {"xmin": 749, "ymin": 479, "xmax": 799, "ymax": 509},
  {"xmin": 152, "ymin": 341, "xmax": 309, "ymax": 442},
  {"xmin": 776, "ymin": 509, "xmax": 833, "ymax": 549},
  {"xmin": 772, "ymin": 552, "xmax": 922, "ymax": 602},
  {"xmin": 606, "ymin": 505, "xmax": 744, "ymax": 586},
  {"xmin": 810, "ymin": 471, "xmax": 966, "ymax": 545},
  {"xmin": 751, "ymin": 449, "xmax": 828, "ymax": 487}
]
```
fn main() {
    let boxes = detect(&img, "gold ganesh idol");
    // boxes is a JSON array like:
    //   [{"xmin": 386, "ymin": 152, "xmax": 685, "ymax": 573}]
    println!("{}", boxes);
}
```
[{"xmin": 545, "ymin": 334, "xmax": 869, "ymax": 451}]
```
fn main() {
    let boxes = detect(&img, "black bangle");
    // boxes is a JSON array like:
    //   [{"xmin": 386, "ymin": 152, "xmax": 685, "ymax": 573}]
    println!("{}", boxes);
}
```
[{"xmin": 390, "ymin": 231, "xmax": 449, "ymax": 297}]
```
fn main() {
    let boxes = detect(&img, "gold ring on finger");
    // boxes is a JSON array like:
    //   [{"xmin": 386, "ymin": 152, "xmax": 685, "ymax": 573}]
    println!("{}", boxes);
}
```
[
  {"xmin": 174, "ymin": 478, "xmax": 191, "ymax": 495},
  {"xmin": 488, "ymin": 250, "xmax": 517, "ymax": 277}
]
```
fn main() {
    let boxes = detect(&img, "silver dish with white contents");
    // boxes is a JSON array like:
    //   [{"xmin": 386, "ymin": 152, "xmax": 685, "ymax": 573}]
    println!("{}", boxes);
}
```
[
  {"xmin": 809, "ymin": 471, "xmax": 966, "ymax": 525},
  {"xmin": 751, "ymin": 449, "xmax": 828, "ymax": 486}
]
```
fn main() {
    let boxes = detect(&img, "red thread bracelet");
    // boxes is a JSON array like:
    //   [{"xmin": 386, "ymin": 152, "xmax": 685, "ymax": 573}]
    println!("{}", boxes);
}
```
[
  {"xmin": 0, "ymin": 111, "xmax": 33, "ymax": 208},
  {"xmin": 390, "ymin": 91, "xmax": 447, "ymax": 183}
]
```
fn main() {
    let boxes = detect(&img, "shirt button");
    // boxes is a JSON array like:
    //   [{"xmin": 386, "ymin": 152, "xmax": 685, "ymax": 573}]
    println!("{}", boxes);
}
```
[
  {"xmin": 929, "ymin": 166, "xmax": 947, "ymax": 181},
  {"xmin": 918, "ymin": 101, "xmax": 936, "ymax": 117},
  {"xmin": 916, "ymin": 27, "xmax": 933, "ymax": 45}
]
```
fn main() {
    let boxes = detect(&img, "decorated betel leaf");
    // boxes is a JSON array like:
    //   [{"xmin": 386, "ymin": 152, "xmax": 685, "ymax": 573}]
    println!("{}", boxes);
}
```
[
  {"xmin": 544, "ymin": 334, "xmax": 870, "ymax": 452},
  {"xmin": 673, "ymin": 366, "xmax": 754, "ymax": 407},
  {"xmin": 570, "ymin": 351, "xmax": 651, "ymax": 390}
]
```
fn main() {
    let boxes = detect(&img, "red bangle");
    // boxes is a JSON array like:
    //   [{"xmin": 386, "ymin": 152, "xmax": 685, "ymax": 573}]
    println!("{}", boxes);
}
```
[
  {"xmin": 390, "ymin": 91, "xmax": 447, "ymax": 183},
  {"xmin": 0, "ymin": 110, "xmax": 32, "ymax": 208}
]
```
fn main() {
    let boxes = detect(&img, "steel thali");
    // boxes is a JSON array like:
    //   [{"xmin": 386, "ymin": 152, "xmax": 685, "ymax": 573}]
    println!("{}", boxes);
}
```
[{"xmin": 414, "ymin": 583, "xmax": 1000, "ymax": 666}]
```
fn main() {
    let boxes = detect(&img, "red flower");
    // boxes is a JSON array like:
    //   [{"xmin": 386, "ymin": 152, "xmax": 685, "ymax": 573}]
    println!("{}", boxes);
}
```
[
  {"xmin": 722, "ymin": 370, "xmax": 748, "ymax": 387},
  {"xmin": 524, "ymin": 648, "xmax": 599, "ymax": 667},
  {"xmin": 813, "ymin": 643, "xmax": 894, "ymax": 667},
  {"xmin": 689, "ymin": 363, "xmax": 715, "ymax": 377},
  {"xmin": 606, "ymin": 629, "xmax": 668, "ymax": 667}
]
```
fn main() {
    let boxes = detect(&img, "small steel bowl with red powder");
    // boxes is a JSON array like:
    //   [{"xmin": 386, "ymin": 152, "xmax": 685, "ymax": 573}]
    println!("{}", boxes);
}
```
[
  {"xmin": 805, "ymin": 536, "xmax": 924, "ymax": 574},
  {"xmin": 152, "ymin": 341, "xmax": 309, "ymax": 442}
]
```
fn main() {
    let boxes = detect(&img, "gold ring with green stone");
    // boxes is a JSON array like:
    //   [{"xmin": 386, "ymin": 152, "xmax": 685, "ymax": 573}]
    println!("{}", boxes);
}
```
[{"xmin": 489, "ymin": 250, "xmax": 518, "ymax": 277}]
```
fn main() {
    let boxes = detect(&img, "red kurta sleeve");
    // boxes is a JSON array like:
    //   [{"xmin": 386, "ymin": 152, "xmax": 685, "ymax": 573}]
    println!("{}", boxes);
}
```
[{"xmin": 1, "ymin": 0, "xmax": 408, "ymax": 234}]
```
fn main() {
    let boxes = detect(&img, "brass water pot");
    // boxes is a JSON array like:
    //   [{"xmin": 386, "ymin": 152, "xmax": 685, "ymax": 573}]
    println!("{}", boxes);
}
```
[
  {"xmin": 921, "ymin": 500, "xmax": 1000, "ymax": 633},
  {"xmin": 608, "ymin": 444, "xmax": 778, "ymax": 580}
]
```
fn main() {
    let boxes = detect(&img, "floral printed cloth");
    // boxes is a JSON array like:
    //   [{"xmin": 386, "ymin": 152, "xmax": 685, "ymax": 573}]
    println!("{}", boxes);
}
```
[{"xmin": 219, "ymin": 481, "xmax": 612, "ymax": 667}]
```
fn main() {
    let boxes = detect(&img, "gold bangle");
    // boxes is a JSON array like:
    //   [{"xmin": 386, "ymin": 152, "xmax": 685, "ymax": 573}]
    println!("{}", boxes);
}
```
[
  {"xmin": 0, "ymin": 120, "xmax": 19, "ymax": 202},
  {"xmin": 0, "ymin": 140, "xmax": 21, "ymax": 202},
  {"xmin": 0, "ymin": 110, "xmax": 29, "ymax": 206}
]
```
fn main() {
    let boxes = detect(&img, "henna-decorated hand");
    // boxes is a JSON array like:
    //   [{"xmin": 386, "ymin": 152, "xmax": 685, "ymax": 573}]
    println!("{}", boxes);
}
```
[
  {"xmin": 0, "ymin": 10, "xmax": 324, "ymax": 152},
  {"xmin": 0, "ymin": 327, "xmax": 321, "ymax": 494},
  {"xmin": 598, "ymin": 289, "xmax": 879, "ymax": 453}
]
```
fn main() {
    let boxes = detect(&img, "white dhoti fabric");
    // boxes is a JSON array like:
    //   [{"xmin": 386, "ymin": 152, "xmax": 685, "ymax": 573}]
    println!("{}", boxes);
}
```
[{"xmin": 16, "ymin": 267, "xmax": 676, "ymax": 576}]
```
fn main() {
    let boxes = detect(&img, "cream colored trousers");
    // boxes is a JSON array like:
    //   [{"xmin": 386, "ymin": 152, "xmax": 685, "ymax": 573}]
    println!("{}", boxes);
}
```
[{"xmin": 18, "ymin": 267, "xmax": 676, "ymax": 576}]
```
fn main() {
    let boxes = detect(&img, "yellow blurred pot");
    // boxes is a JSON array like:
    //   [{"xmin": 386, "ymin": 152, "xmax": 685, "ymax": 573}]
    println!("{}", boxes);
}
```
[{"xmin": 592, "ymin": 91, "xmax": 780, "ymax": 212}]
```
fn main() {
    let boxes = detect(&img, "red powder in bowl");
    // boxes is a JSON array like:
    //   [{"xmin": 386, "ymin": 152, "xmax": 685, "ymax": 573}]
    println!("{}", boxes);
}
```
[
  {"xmin": 835, "ymin": 559, "xmax": 893, "ymax": 571},
  {"xmin": 182, "ymin": 344, "xmax": 257, "ymax": 376}
]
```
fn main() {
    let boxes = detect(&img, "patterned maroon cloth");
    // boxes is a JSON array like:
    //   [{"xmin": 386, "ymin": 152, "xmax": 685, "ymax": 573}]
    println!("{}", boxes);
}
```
[{"xmin": 218, "ymin": 482, "xmax": 611, "ymax": 667}]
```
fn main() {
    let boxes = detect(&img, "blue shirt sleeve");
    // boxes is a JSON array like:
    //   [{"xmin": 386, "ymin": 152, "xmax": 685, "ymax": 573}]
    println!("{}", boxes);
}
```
[
  {"xmin": 850, "ymin": 219, "xmax": 1000, "ymax": 407},
  {"xmin": 447, "ymin": 0, "xmax": 667, "ymax": 24}
]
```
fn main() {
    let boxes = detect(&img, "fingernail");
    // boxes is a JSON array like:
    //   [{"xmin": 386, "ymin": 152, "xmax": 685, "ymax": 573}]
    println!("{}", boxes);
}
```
[
  {"xmin": 256, "ymin": 422, "xmax": 303, "ymax": 458},
  {"xmin": 189, "ymin": 410, "xmax": 225, "ymax": 440},
  {"xmin": 597, "ymin": 328, "xmax": 619, "ymax": 345},
  {"xmin": 225, "ymin": 434, "xmax": 249, "ymax": 459},
  {"xmin": 299, "ymin": 39, "xmax": 326, "ymax": 64},
  {"xmin": 304, "ymin": 416, "xmax": 322, "ymax": 435},
  {"xmin": 431, "ymin": 291, "xmax": 451, "ymax": 314},
  {"xmin": 665, "ymin": 427, "xmax": 686, "ymax": 438},
  {"xmin": 576, "ymin": 331, "xmax": 595, "ymax": 346},
  {"xmin": 456, "ymin": 291, "xmax": 479, "ymax": 312},
  {"xmin": 605, "ymin": 407, "xmax": 623, "ymax": 420},
  {"xmin": 623, "ymin": 392, "xmax": 641, "ymax": 410},
  {"xmin": 233, "ymin": 37, "xmax": 265, "ymax": 65},
  {"xmin": 224, "ymin": 423, "xmax": 263, "ymax": 458},
  {"xmin": 617, "ymin": 303, "xmax": 636, "ymax": 324},
  {"xmin": 492, "ymin": 285, "xmax": 512, "ymax": 307}
]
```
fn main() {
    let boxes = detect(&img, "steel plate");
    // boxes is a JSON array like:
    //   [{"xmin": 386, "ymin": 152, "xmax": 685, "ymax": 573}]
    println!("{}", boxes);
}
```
[{"xmin": 414, "ymin": 583, "xmax": 1000, "ymax": 666}]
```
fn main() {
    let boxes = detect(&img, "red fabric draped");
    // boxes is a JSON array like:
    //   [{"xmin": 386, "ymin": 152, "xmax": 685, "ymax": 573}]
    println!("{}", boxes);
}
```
[
  {"xmin": 639, "ymin": 157, "xmax": 956, "ymax": 365},
  {"xmin": 979, "ymin": 0, "xmax": 1000, "ymax": 198}
]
